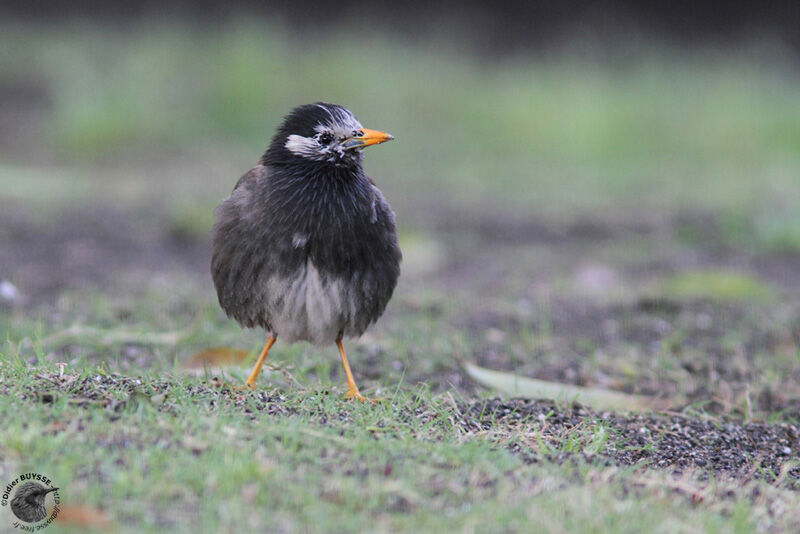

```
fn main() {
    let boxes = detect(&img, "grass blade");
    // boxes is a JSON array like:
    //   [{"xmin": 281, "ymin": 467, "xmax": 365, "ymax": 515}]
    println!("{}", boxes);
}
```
[{"xmin": 464, "ymin": 362, "xmax": 675, "ymax": 413}]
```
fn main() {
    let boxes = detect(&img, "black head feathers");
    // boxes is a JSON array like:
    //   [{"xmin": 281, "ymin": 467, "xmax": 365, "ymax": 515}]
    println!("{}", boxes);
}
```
[{"xmin": 262, "ymin": 102, "xmax": 365, "ymax": 168}]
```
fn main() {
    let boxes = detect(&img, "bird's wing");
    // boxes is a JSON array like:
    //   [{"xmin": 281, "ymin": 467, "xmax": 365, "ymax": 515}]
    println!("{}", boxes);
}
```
[
  {"xmin": 232, "ymin": 163, "xmax": 268, "ymax": 193},
  {"xmin": 211, "ymin": 164, "xmax": 273, "ymax": 328},
  {"xmin": 366, "ymin": 176, "xmax": 395, "ymax": 226}
]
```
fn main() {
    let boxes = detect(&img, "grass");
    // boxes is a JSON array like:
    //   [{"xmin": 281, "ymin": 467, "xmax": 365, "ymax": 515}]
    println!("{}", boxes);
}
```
[
  {"xmin": 655, "ymin": 271, "xmax": 776, "ymax": 302},
  {"xmin": 2, "ymin": 357, "xmax": 798, "ymax": 533},
  {"xmin": 2, "ymin": 17, "xmax": 800, "ymax": 533},
  {"xmin": 3, "ymin": 274, "xmax": 800, "ymax": 531}
]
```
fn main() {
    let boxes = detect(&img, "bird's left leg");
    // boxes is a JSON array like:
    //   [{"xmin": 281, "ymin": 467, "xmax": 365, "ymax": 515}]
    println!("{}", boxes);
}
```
[
  {"xmin": 336, "ymin": 338, "xmax": 367, "ymax": 402},
  {"xmin": 242, "ymin": 335, "xmax": 276, "ymax": 389}
]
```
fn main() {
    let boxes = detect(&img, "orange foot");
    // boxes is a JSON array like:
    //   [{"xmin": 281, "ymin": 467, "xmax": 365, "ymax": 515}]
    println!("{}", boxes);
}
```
[
  {"xmin": 343, "ymin": 387, "xmax": 367, "ymax": 402},
  {"xmin": 209, "ymin": 377, "xmax": 253, "ymax": 391},
  {"xmin": 343, "ymin": 388, "xmax": 384, "ymax": 403},
  {"xmin": 233, "ymin": 380, "xmax": 256, "ymax": 391},
  {"xmin": 231, "ymin": 336, "xmax": 276, "ymax": 391}
]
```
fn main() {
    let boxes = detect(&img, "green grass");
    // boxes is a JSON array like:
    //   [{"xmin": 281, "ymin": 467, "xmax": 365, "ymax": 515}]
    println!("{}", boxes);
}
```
[
  {"xmin": 655, "ymin": 271, "xmax": 776, "ymax": 302},
  {"xmin": 2, "ymin": 274, "xmax": 798, "ymax": 532},
  {"xmin": 2, "ymin": 356, "xmax": 797, "ymax": 533}
]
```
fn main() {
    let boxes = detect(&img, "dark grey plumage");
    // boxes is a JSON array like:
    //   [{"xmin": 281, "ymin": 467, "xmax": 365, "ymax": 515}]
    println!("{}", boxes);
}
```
[
  {"xmin": 10, "ymin": 482, "xmax": 57, "ymax": 523},
  {"xmin": 211, "ymin": 103, "xmax": 401, "ymax": 347}
]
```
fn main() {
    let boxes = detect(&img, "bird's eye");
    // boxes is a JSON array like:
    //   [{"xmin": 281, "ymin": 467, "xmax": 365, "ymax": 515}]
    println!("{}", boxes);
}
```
[
  {"xmin": 353, "ymin": 130, "xmax": 363, "ymax": 138},
  {"xmin": 319, "ymin": 132, "xmax": 334, "ymax": 144}
]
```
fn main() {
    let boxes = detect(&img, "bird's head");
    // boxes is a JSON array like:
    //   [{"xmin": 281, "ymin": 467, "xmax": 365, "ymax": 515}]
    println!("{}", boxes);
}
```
[
  {"xmin": 263, "ymin": 103, "xmax": 393, "ymax": 169},
  {"xmin": 13, "ymin": 482, "xmax": 58, "ymax": 504},
  {"xmin": 10, "ymin": 481, "xmax": 58, "ymax": 523}
]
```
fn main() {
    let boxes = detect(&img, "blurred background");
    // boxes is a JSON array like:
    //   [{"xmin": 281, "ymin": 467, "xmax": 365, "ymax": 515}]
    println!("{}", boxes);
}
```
[{"xmin": 1, "ymin": 2, "xmax": 800, "ymax": 404}]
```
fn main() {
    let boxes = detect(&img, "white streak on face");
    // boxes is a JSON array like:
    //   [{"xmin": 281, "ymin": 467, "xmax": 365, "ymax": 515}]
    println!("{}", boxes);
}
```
[
  {"xmin": 285, "ymin": 107, "xmax": 365, "ymax": 163},
  {"xmin": 316, "ymin": 107, "xmax": 363, "ymax": 140},
  {"xmin": 292, "ymin": 232, "xmax": 308, "ymax": 248},
  {"xmin": 331, "ymin": 109, "xmax": 362, "ymax": 135},
  {"xmin": 285, "ymin": 134, "xmax": 320, "ymax": 158}
]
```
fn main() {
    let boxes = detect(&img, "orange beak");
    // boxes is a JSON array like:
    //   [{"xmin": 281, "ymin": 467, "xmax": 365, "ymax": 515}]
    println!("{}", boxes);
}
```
[{"xmin": 342, "ymin": 128, "xmax": 394, "ymax": 150}]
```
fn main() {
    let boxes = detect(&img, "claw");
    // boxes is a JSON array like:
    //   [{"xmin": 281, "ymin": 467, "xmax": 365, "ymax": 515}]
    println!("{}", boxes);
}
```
[
  {"xmin": 343, "ymin": 388, "xmax": 384, "ymax": 403},
  {"xmin": 344, "ymin": 388, "xmax": 367, "ymax": 402}
]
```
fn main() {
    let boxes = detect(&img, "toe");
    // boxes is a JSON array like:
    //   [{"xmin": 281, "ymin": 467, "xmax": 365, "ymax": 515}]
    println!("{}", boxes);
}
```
[{"xmin": 343, "ymin": 389, "xmax": 367, "ymax": 402}]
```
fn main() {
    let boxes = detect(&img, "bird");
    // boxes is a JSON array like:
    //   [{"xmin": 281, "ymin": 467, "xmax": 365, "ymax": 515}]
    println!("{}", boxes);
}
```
[
  {"xmin": 10, "ymin": 482, "xmax": 57, "ymax": 523},
  {"xmin": 211, "ymin": 103, "xmax": 401, "ymax": 401}
]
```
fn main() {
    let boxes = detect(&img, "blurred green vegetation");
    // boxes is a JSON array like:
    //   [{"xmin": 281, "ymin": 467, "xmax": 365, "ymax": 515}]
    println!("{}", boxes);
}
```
[
  {"xmin": 656, "ymin": 270, "xmax": 775, "ymax": 301},
  {"xmin": 1, "ymin": 19, "xmax": 800, "ymax": 218}
]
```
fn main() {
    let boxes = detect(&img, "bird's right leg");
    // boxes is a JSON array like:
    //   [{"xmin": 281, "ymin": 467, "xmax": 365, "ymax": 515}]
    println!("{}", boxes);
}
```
[
  {"xmin": 336, "ymin": 338, "xmax": 368, "ymax": 402},
  {"xmin": 243, "ymin": 335, "xmax": 276, "ymax": 389}
]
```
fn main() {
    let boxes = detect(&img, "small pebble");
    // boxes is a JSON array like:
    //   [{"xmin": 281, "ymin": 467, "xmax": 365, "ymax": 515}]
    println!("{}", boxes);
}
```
[{"xmin": 0, "ymin": 280, "xmax": 22, "ymax": 305}]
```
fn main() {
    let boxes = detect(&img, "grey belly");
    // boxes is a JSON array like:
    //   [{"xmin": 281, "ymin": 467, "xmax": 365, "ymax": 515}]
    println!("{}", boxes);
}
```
[{"xmin": 264, "ymin": 259, "xmax": 360, "ymax": 345}]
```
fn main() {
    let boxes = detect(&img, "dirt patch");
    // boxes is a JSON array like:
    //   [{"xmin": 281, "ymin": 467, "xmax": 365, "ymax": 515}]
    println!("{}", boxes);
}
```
[
  {"xmin": 458, "ymin": 398, "xmax": 800, "ymax": 484},
  {"xmin": 3, "ymin": 199, "xmax": 798, "ymax": 303},
  {"xmin": 463, "ymin": 297, "xmax": 800, "ymax": 419},
  {"xmin": 429, "ymin": 207, "xmax": 800, "ymax": 297},
  {"xmin": 465, "ymin": 297, "xmax": 799, "ymax": 371},
  {"xmin": 0, "ymin": 202, "xmax": 209, "ymax": 306}
]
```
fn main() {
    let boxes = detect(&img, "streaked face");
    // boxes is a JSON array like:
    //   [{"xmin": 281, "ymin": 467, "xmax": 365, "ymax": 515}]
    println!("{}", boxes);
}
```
[{"xmin": 283, "ymin": 104, "xmax": 393, "ymax": 166}]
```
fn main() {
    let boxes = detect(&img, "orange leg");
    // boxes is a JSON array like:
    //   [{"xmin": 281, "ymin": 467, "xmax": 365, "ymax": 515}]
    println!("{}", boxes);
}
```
[
  {"xmin": 336, "ymin": 338, "xmax": 367, "ymax": 402},
  {"xmin": 244, "ymin": 336, "xmax": 276, "ymax": 389}
]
